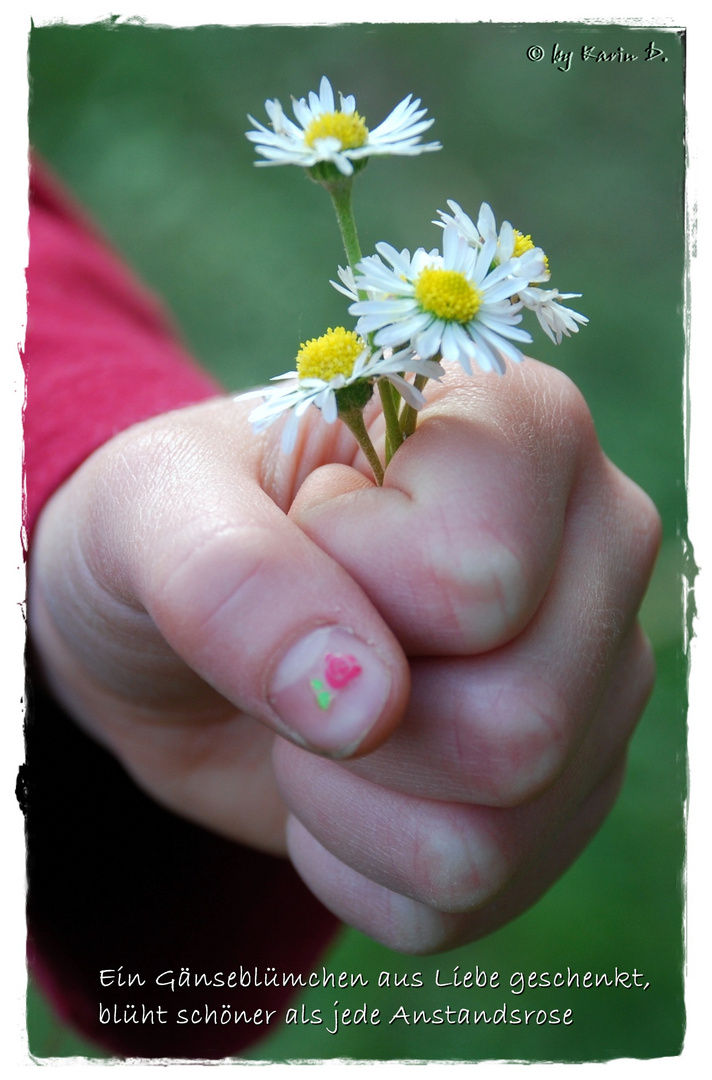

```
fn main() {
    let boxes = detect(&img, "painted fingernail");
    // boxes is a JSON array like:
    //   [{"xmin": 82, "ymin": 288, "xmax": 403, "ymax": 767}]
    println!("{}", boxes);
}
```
[{"xmin": 269, "ymin": 627, "xmax": 392, "ymax": 755}]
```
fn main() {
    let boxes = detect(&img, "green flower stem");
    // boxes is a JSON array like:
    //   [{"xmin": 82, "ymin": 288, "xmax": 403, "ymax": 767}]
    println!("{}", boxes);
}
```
[
  {"xmin": 399, "ymin": 373, "xmax": 431, "ymax": 440},
  {"xmin": 379, "ymin": 380, "xmax": 403, "ymax": 464},
  {"xmin": 326, "ymin": 177, "xmax": 364, "ymax": 277},
  {"xmin": 326, "ymin": 177, "xmax": 405, "ymax": 469},
  {"xmin": 339, "ymin": 407, "xmax": 385, "ymax": 487}
]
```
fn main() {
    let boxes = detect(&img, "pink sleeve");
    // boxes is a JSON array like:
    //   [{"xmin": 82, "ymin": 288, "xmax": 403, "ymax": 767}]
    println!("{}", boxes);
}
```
[{"xmin": 23, "ymin": 158, "xmax": 221, "ymax": 537}]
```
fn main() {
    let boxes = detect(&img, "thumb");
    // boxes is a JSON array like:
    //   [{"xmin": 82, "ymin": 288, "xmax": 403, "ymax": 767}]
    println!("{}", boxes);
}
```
[{"xmin": 29, "ymin": 399, "xmax": 409, "ymax": 760}]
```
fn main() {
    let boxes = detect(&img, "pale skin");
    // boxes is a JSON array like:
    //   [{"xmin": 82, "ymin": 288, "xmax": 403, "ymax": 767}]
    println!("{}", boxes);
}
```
[{"xmin": 28, "ymin": 359, "xmax": 661, "ymax": 955}]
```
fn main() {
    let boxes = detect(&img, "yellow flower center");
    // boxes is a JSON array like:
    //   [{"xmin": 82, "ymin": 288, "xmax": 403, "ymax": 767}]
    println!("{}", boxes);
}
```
[
  {"xmin": 304, "ymin": 111, "xmax": 369, "ymax": 150},
  {"xmin": 415, "ymin": 267, "xmax": 481, "ymax": 323},
  {"xmin": 512, "ymin": 230, "xmax": 534, "ymax": 257},
  {"xmin": 296, "ymin": 327, "xmax": 365, "ymax": 382},
  {"xmin": 511, "ymin": 229, "xmax": 550, "ymax": 274}
]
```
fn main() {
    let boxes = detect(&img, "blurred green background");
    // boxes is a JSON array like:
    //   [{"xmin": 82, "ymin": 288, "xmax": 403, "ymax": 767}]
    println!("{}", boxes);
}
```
[{"xmin": 27, "ymin": 20, "xmax": 686, "ymax": 1062}]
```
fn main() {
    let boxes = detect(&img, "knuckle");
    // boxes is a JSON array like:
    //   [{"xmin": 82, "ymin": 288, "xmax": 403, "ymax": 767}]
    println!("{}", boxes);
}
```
[
  {"xmin": 371, "ymin": 910, "xmax": 462, "ymax": 957},
  {"xmin": 627, "ymin": 624, "xmax": 657, "ymax": 717},
  {"xmin": 603, "ymin": 463, "xmax": 663, "ymax": 588},
  {"xmin": 550, "ymin": 366, "xmax": 596, "ymax": 434},
  {"xmin": 408, "ymin": 811, "xmax": 508, "ymax": 914},
  {"xmin": 610, "ymin": 459, "xmax": 662, "ymax": 537},
  {"xmin": 529, "ymin": 362, "xmax": 598, "ymax": 457},
  {"xmin": 628, "ymin": 482, "xmax": 663, "ymax": 570},
  {"xmin": 426, "ymin": 538, "xmax": 530, "ymax": 653},
  {"xmin": 150, "ymin": 522, "xmax": 275, "ymax": 639},
  {"xmin": 466, "ymin": 675, "xmax": 571, "ymax": 806},
  {"xmin": 638, "ymin": 627, "xmax": 657, "ymax": 694}
]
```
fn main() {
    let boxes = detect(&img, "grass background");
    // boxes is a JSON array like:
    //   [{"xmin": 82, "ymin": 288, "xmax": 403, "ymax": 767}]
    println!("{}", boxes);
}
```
[{"xmin": 26, "ymin": 20, "xmax": 686, "ymax": 1062}]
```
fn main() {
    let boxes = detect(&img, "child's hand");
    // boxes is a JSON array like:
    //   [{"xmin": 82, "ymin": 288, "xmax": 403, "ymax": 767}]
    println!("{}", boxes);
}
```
[
  {"xmin": 28, "ymin": 358, "xmax": 660, "ymax": 950},
  {"xmin": 275, "ymin": 360, "xmax": 661, "ymax": 950}
]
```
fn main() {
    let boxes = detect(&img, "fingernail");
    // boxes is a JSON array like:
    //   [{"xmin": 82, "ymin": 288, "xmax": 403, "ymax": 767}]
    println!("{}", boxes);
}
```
[{"xmin": 269, "ymin": 626, "xmax": 392, "ymax": 756}]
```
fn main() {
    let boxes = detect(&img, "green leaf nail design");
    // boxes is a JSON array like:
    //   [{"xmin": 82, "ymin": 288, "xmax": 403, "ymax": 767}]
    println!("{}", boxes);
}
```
[{"xmin": 310, "ymin": 678, "xmax": 332, "ymax": 710}]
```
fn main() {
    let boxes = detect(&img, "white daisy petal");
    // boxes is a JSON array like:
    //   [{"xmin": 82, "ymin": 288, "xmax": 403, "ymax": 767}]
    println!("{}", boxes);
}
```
[
  {"xmin": 350, "ymin": 299, "xmax": 419, "ymax": 319},
  {"xmin": 291, "ymin": 96, "xmax": 314, "ymax": 130},
  {"xmin": 442, "ymin": 223, "xmax": 463, "ymax": 267},
  {"xmin": 318, "ymin": 76, "xmax": 335, "ymax": 113},
  {"xmin": 414, "ymin": 319, "xmax": 446, "ymax": 360},
  {"xmin": 280, "ymin": 411, "xmax": 301, "ymax": 453},
  {"xmin": 477, "ymin": 314, "xmax": 531, "ymax": 343},
  {"xmin": 330, "ymin": 265, "xmax": 360, "ymax": 301},
  {"xmin": 470, "ymin": 328, "xmax": 506, "ymax": 374},
  {"xmin": 440, "ymin": 321, "xmax": 465, "ymax": 366},
  {"xmin": 472, "ymin": 236, "xmax": 498, "ymax": 284},
  {"xmin": 498, "ymin": 220, "xmax": 516, "ymax": 261},
  {"xmin": 320, "ymin": 391, "xmax": 338, "ymax": 424},
  {"xmin": 437, "ymin": 200, "xmax": 480, "ymax": 244},
  {"xmin": 481, "ymin": 277, "xmax": 528, "ymax": 304},
  {"xmin": 373, "ymin": 311, "xmax": 433, "ymax": 348},
  {"xmin": 373, "ymin": 242, "xmax": 413, "ymax": 274},
  {"xmin": 476, "ymin": 325, "xmax": 524, "ymax": 369},
  {"xmin": 404, "ymin": 356, "xmax": 446, "ymax": 381},
  {"xmin": 386, "ymin": 374, "xmax": 427, "ymax": 410},
  {"xmin": 477, "ymin": 203, "xmax": 498, "ymax": 243},
  {"xmin": 477, "ymin": 325, "xmax": 526, "ymax": 367}
]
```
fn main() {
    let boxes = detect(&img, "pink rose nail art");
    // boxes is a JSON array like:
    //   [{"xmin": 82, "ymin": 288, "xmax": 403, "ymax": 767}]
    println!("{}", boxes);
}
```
[
  {"xmin": 324, "ymin": 653, "xmax": 362, "ymax": 689},
  {"xmin": 310, "ymin": 652, "xmax": 362, "ymax": 710}
]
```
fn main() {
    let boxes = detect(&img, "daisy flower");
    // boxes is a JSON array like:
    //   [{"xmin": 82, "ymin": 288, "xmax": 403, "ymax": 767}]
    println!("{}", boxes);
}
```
[
  {"xmin": 330, "ymin": 263, "xmax": 360, "ymax": 302},
  {"xmin": 517, "ymin": 286, "xmax": 590, "ymax": 345},
  {"xmin": 436, "ymin": 200, "xmax": 588, "ymax": 343},
  {"xmin": 349, "ymin": 225, "xmax": 544, "ymax": 376},
  {"xmin": 248, "ymin": 326, "xmax": 442, "ymax": 452},
  {"xmin": 246, "ymin": 76, "xmax": 441, "ymax": 177},
  {"xmin": 438, "ymin": 200, "xmax": 550, "ymax": 281}
]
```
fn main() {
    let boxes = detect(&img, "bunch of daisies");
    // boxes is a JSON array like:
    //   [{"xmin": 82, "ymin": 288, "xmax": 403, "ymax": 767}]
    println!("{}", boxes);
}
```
[{"xmin": 245, "ymin": 76, "xmax": 587, "ymax": 484}]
